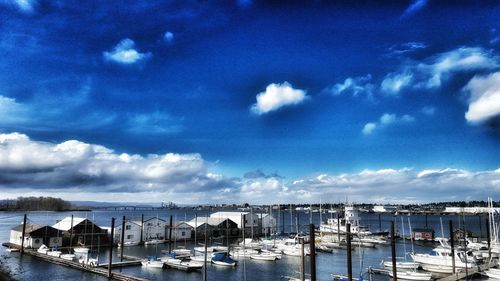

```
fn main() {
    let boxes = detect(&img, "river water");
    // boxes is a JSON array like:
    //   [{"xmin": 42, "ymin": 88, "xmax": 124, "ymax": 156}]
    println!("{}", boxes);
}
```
[{"xmin": 0, "ymin": 209, "xmax": 490, "ymax": 281}]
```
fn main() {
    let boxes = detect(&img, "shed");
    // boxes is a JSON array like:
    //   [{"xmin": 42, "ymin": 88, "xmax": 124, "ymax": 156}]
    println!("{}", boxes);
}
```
[
  {"xmin": 412, "ymin": 228, "xmax": 435, "ymax": 241},
  {"xmin": 53, "ymin": 217, "xmax": 110, "ymax": 247}
]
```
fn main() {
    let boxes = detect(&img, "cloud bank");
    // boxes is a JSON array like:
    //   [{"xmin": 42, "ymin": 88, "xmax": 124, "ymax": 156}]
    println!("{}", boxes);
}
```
[
  {"xmin": 0, "ymin": 133, "xmax": 498, "ymax": 204},
  {"xmin": 251, "ymin": 82, "xmax": 307, "ymax": 115},
  {"xmin": 362, "ymin": 113, "xmax": 415, "ymax": 135}
]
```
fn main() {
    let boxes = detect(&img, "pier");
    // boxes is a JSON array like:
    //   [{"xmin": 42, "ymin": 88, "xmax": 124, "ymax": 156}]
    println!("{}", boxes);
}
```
[{"xmin": 23, "ymin": 249, "xmax": 150, "ymax": 281}]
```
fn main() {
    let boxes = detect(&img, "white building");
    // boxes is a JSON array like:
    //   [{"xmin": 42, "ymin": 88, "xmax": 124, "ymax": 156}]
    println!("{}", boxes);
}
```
[
  {"xmin": 10, "ymin": 224, "xmax": 62, "ymax": 249},
  {"xmin": 140, "ymin": 217, "xmax": 167, "ymax": 240},
  {"xmin": 169, "ymin": 222, "xmax": 194, "ymax": 240},
  {"xmin": 114, "ymin": 220, "xmax": 142, "ymax": 244},
  {"xmin": 258, "ymin": 214, "xmax": 277, "ymax": 235},
  {"xmin": 444, "ymin": 207, "xmax": 500, "ymax": 214},
  {"xmin": 210, "ymin": 211, "xmax": 259, "ymax": 229},
  {"xmin": 372, "ymin": 205, "xmax": 398, "ymax": 213}
]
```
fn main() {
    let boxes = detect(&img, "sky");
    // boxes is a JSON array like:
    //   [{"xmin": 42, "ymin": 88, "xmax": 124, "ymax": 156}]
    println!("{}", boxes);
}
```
[{"xmin": 0, "ymin": 0, "xmax": 499, "ymax": 204}]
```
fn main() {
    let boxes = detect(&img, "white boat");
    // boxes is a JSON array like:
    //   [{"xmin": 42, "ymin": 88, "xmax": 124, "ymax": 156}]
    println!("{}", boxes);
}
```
[
  {"xmin": 250, "ymin": 252, "xmax": 279, "ymax": 261},
  {"xmin": 141, "ymin": 257, "xmax": 164, "ymax": 268},
  {"xmin": 161, "ymin": 256, "xmax": 203, "ymax": 271},
  {"xmin": 389, "ymin": 270, "xmax": 433, "ymax": 281},
  {"xmin": 383, "ymin": 261, "xmax": 419, "ymax": 270},
  {"xmin": 37, "ymin": 244, "xmax": 49, "ymax": 254},
  {"xmin": 5, "ymin": 248, "xmax": 20, "ymax": 252},
  {"xmin": 411, "ymin": 247, "xmax": 476, "ymax": 271},
  {"xmin": 78, "ymin": 256, "xmax": 98, "ymax": 267},
  {"xmin": 144, "ymin": 239, "xmax": 166, "ymax": 245},
  {"xmin": 73, "ymin": 247, "xmax": 89, "ymax": 254},
  {"xmin": 231, "ymin": 248, "xmax": 258, "ymax": 257},
  {"xmin": 484, "ymin": 268, "xmax": 500, "ymax": 280},
  {"xmin": 60, "ymin": 254, "xmax": 76, "ymax": 261},
  {"xmin": 420, "ymin": 264, "xmax": 453, "ymax": 274},
  {"xmin": 191, "ymin": 254, "xmax": 211, "ymax": 262},
  {"xmin": 118, "ymin": 241, "xmax": 140, "ymax": 247},
  {"xmin": 172, "ymin": 248, "xmax": 192, "ymax": 256},
  {"xmin": 320, "ymin": 206, "xmax": 372, "ymax": 236},
  {"xmin": 47, "ymin": 250, "xmax": 62, "ymax": 257}
]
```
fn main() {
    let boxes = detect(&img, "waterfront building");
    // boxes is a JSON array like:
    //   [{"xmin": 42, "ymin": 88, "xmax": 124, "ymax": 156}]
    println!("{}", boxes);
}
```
[
  {"xmin": 113, "ymin": 220, "xmax": 142, "ymax": 244},
  {"xmin": 52, "ymin": 217, "xmax": 109, "ymax": 246},
  {"xmin": 9, "ymin": 224, "xmax": 62, "ymax": 249},
  {"xmin": 168, "ymin": 222, "xmax": 194, "ymax": 240},
  {"xmin": 186, "ymin": 217, "xmax": 239, "ymax": 238},
  {"xmin": 140, "ymin": 217, "xmax": 167, "ymax": 241},
  {"xmin": 372, "ymin": 205, "xmax": 398, "ymax": 213},
  {"xmin": 412, "ymin": 228, "xmax": 435, "ymax": 241},
  {"xmin": 257, "ymin": 213, "xmax": 277, "ymax": 236}
]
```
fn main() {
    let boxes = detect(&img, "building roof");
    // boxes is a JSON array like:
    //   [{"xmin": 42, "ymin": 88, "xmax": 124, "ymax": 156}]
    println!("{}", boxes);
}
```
[
  {"xmin": 142, "ymin": 217, "xmax": 167, "ymax": 223},
  {"xmin": 12, "ymin": 223, "xmax": 43, "ymax": 233},
  {"xmin": 210, "ymin": 211, "xmax": 249, "ymax": 218},
  {"xmin": 115, "ymin": 220, "xmax": 142, "ymax": 228},
  {"xmin": 186, "ymin": 217, "xmax": 233, "ymax": 228},
  {"xmin": 52, "ymin": 217, "xmax": 88, "ymax": 231}
]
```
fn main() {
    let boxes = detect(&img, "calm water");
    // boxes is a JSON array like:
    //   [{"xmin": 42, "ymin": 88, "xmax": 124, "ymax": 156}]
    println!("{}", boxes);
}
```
[{"xmin": 0, "ymin": 209, "xmax": 490, "ymax": 281}]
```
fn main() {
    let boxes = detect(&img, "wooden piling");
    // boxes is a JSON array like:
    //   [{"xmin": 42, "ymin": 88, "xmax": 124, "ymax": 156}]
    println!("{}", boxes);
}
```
[
  {"xmin": 120, "ymin": 216, "xmax": 125, "ymax": 262},
  {"xmin": 20, "ymin": 214, "xmax": 27, "ymax": 255},
  {"xmin": 168, "ymin": 215, "xmax": 173, "ymax": 253},
  {"xmin": 108, "ymin": 217, "xmax": 115, "ymax": 278},
  {"xmin": 391, "ymin": 221, "xmax": 397, "ymax": 281},
  {"xmin": 346, "ymin": 223, "xmax": 352, "ymax": 281},
  {"xmin": 449, "ymin": 220, "xmax": 455, "ymax": 273},
  {"xmin": 309, "ymin": 224, "xmax": 316, "ymax": 281}
]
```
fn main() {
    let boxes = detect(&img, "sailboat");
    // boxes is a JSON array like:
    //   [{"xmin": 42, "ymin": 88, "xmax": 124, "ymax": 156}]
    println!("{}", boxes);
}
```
[{"xmin": 383, "ymin": 217, "xmax": 418, "ymax": 270}]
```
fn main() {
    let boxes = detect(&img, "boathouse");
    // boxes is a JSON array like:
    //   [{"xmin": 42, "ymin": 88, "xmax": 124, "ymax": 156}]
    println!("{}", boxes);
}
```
[
  {"xmin": 114, "ymin": 220, "xmax": 142, "ymax": 245},
  {"xmin": 9, "ymin": 224, "xmax": 62, "ymax": 249},
  {"xmin": 258, "ymin": 213, "xmax": 277, "ymax": 236},
  {"xmin": 169, "ymin": 222, "xmax": 194, "ymax": 240},
  {"xmin": 52, "ymin": 217, "xmax": 110, "ymax": 247},
  {"xmin": 141, "ymin": 217, "xmax": 167, "ymax": 241},
  {"xmin": 187, "ymin": 217, "xmax": 239, "ymax": 238}
]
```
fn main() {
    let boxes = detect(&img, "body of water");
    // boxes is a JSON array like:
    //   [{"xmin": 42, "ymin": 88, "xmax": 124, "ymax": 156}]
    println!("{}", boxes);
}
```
[{"xmin": 0, "ymin": 209, "xmax": 491, "ymax": 281}]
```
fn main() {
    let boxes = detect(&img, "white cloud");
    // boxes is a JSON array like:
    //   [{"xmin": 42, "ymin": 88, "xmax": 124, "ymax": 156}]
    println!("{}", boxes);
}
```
[
  {"xmin": 362, "ymin": 123, "xmax": 376, "ymax": 135},
  {"xmin": 251, "ymin": 82, "xmax": 307, "ymax": 115},
  {"xmin": 163, "ymin": 31, "xmax": 174, "ymax": 43},
  {"xmin": 422, "ymin": 47, "xmax": 498, "ymax": 88},
  {"xmin": 464, "ymin": 72, "xmax": 500, "ymax": 124},
  {"xmin": 103, "ymin": 38, "xmax": 151, "ymax": 64},
  {"xmin": 380, "ymin": 47, "xmax": 498, "ymax": 95},
  {"xmin": 401, "ymin": 0, "xmax": 428, "ymax": 18},
  {"xmin": 380, "ymin": 71, "xmax": 413, "ymax": 95},
  {"xmin": 126, "ymin": 111, "xmax": 182, "ymax": 134},
  {"xmin": 5, "ymin": 0, "xmax": 37, "ymax": 13},
  {"xmin": 324, "ymin": 74, "xmax": 374, "ymax": 98},
  {"xmin": 362, "ymin": 113, "xmax": 415, "ymax": 135}
]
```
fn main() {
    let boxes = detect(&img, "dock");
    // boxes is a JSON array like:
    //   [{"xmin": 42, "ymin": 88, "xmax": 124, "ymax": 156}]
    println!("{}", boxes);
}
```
[
  {"xmin": 438, "ymin": 262, "xmax": 498, "ymax": 281},
  {"xmin": 23, "ymin": 250, "xmax": 151, "ymax": 281}
]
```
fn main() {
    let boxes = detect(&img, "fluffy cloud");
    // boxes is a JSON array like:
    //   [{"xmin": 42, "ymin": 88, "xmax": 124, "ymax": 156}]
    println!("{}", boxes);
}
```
[
  {"xmin": 464, "ymin": 72, "xmax": 500, "ymax": 124},
  {"xmin": 362, "ymin": 113, "xmax": 414, "ymax": 135},
  {"xmin": 421, "ymin": 106, "xmax": 436, "ymax": 116},
  {"xmin": 103, "ymin": 38, "xmax": 151, "ymax": 64},
  {"xmin": 3, "ymin": 0, "xmax": 37, "ymax": 13},
  {"xmin": 324, "ymin": 74, "xmax": 374, "ymax": 98},
  {"xmin": 0, "ymin": 133, "xmax": 233, "ymax": 196},
  {"xmin": 251, "ymin": 82, "xmax": 307, "ymax": 115}
]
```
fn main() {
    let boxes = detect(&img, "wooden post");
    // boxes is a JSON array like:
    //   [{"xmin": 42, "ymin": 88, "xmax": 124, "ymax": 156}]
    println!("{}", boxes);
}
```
[
  {"xmin": 194, "ymin": 214, "xmax": 198, "ymax": 247},
  {"xmin": 120, "ymin": 216, "xmax": 125, "ymax": 262},
  {"xmin": 346, "ymin": 223, "xmax": 352, "ymax": 281},
  {"xmin": 378, "ymin": 213, "xmax": 382, "ymax": 232},
  {"xmin": 462, "ymin": 213, "xmax": 468, "ymax": 279},
  {"xmin": 337, "ymin": 212, "xmax": 341, "ymax": 243},
  {"xmin": 449, "ymin": 220, "xmax": 455, "ymax": 274},
  {"xmin": 108, "ymin": 217, "xmax": 115, "ymax": 278},
  {"xmin": 168, "ymin": 215, "xmax": 173, "ymax": 253},
  {"xmin": 309, "ymin": 224, "xmax": 316, "ymax": 281},
  {"xmin": 300, "ymin": 238, "xmax": 305, "ymax": 281},
  {"xmin": 69, "ymin": 215, "xmax": 74, "ymax": 253},
  {"xmin": 203, "ymin": 220, "xmax": 208, "ymax": 281},
  {"xmin": 140, "ymin": 214, "xmax": 144, "ymax": 244},
  {"xmin": 20, "ymin": 214, "xmax": 27, "ymax": 254},
  {"xmin": 391, "ymin": 220, "xmax": 397, "ymax": 281}
]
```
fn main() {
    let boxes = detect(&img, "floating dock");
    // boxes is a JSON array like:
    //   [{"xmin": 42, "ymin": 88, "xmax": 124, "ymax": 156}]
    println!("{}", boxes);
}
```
[{"xmin": 22, "ymin": 250, "xmax": 151, "ymax": 281}]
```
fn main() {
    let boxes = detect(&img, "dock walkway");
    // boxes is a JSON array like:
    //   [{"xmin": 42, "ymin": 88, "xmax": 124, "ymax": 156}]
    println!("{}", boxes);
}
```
[{"xmin": 24, "ymin": 250, "xmax": 151, "ymax": 281}]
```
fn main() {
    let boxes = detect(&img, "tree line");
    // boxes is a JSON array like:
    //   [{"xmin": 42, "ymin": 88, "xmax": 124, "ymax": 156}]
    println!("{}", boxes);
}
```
[{"xmin": 0, "ymin": 196, "xmax": 72, "ymax": 211}]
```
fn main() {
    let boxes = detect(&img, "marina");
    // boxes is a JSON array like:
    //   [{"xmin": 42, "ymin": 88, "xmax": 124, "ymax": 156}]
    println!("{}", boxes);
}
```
[{"xmin": 2, "ymin": 204, "xmax": 500, "ymax": 280}]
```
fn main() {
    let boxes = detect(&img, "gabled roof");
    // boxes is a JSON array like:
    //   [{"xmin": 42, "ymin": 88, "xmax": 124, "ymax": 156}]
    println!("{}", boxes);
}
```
[
  {"xmin": 210, "ymin": 211, "xmax": 249, "ymax": 218},
  {"xmin": 12, "ymin": 223, "xmax": 43, "ymax": 233},
  {"xmin": 115, "ymin": 220, "xmax": 142, "ymax": 228},
  {"xmin": 142, "ymin": 217, "xmax": 167, "ymax": 223},
  {"xmin": 52, "ymin": 217, "xmax": 88, "ymax": 231},
  {"xmin": 186, "ymin": 217, "xmax": 235, "ymax": 228}
]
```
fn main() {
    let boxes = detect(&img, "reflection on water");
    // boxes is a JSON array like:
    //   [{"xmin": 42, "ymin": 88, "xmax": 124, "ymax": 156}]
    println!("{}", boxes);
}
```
[{"xmin": 0, "ymin": 210, "xmax": 490, "ymax": 281}]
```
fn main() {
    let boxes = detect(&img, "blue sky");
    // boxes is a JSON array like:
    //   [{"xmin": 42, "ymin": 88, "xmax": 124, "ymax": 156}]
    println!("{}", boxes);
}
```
[{"xmin": 0, "ymin": 0, "xmax": 499, "ymax": 204}]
